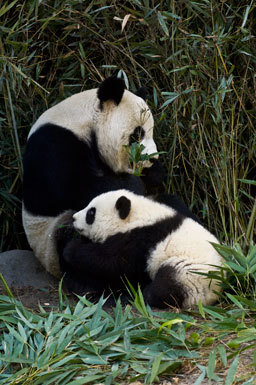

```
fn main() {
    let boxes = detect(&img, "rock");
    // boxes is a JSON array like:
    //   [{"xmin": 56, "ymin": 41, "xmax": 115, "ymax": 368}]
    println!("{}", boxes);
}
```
[{"xmin": 0, "ymin": 250, "xmax": 57, "ymax": 288}]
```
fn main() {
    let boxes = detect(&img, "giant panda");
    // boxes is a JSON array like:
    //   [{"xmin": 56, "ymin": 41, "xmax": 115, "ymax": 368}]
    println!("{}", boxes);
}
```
[
  {"xmin": 64, "ymin": 189, "xmax": 223, "ymax": 308},
  {"xmin": 22, "ymin": 77, "xmax": 162, "ymax": 287}
]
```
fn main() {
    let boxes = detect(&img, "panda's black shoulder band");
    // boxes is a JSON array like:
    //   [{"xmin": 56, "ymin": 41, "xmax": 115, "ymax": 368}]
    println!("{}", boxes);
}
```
[
  {"xmin": 97, "ymin": 76, "xmax": 125, "ymax": 108},
  {"xmin": 135, "ymin": 87, "xmax": 147, "ymax": 101}
]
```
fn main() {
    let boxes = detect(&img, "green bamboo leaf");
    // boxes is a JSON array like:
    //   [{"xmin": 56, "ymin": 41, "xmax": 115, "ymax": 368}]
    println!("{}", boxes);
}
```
[
  {"xmin": 6, "ymin": 324, "xmax": 27, "ymax": 345},
  {"xmin": 238, "ymin": 179, "xmax": 256, "ymax": 186},
  {"xmin": 0, "ymin": 355, "xmax": 34, "ymax": 364},
  {"xmin": 225, "ymin": 355, "xmax": 239, "ymax": 385},
  {"xmin": 157, "ymin": 11, "xmax": 169, "ymax": 36},
  {"xmin": 67, "ymin": 374, "xmax": 105, "ymax": 385},
  {"xmin": 217, "ymin": 345, "xmax": 227, "ymax": 367},
  {"xmin": 0, "ymin": 273, "xmax": 14, "ymax": 297},
  {"xmin": 44, "ymin": 311, "xmax": 54, "ymax": 333},
  {"xmin": 153, "ymin": 87, "xmax": 158, "ymax": 107},
  {"xmin": 203, "ymin": 308, "xmax": 225, "ymax": 320},
  {"xmin": 51, "ymin": 353, "xmax": 78, "ymax": 368},
  {"xmin": 235, "ymin": 296, "xmax": 256, "ymax": 311},
  {"xmin": 225, "ymin": 294, "xmax": 244, "ymax": 309},
  {"xmin": 159, "ymin": 318, "xmax": 184, "ymax": 333},
  {"xmin": 162, "ymin": 11, "xmax": 181, "ymax": 20},
  {"xmin": 207, "ymin": 349, "xmax": 221, "ymax": 381},
  {"xmin": 124, "ymin": 328, "xmax": 131, "ymax": 353},
  {"xmin": 161, "ymin": 94, "xmax": 179, "ymax": 108},
  {"xmin": 158, "ymin": 360, "xmax": 182, "ymax": 375},
  {"xmin": 198, "ymin": 300, "xmax": 205, "ymax": 319},
  {"xmin": 149, "ymin": 353, "xmax": 162, "ymax": 383},
  {"xmin": 193, "ymin": 366, "xmax": 206, "ymax": 385},
  {"xmin": 0, "ymin": 0, "xmax": 18, "ymax": 17},
  {"xmin": 241, "ymin": 5, "xmax": 251, "ymax": 29},
  {"xmin": 17, "ymin": 322, "xmax": 28, "ymax": 343}
]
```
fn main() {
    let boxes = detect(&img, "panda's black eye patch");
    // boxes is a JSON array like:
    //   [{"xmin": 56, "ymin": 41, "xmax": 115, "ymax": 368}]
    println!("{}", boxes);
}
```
[
  {"xmin": 129, "ymin": 126, "xmax": 145, "ymax": 145},
  {"xmin": 86, "ymin": 207, "xmax": 96, "ymax": 225}
]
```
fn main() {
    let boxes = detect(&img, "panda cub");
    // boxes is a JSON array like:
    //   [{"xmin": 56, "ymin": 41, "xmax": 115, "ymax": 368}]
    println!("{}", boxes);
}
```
[{"xmin": 64, "ymin": 189, "xmax": 223, "ymax": 309}]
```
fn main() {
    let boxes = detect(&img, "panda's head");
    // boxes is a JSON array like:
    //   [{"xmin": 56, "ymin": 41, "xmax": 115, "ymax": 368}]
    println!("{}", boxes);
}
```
[
  {"xmin": 95, "ymin": 77, "xmax": 157, "ymax": 173},
  {"xmin": 73, "ymin": 189, "xmax": 171, "ymax": 243}
]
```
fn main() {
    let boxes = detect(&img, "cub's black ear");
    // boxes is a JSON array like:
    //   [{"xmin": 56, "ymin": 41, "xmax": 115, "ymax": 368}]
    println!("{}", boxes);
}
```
[
  {"xmin": 115, "ymin": 196, "xmax": 131, "ymax": 220},
  {"xmin": 97, "ymin": 77, "xmax": 125, "ymax": 109},
  {"xmin": 135, "ymin": 87, "xmax": 147, "ymax": 101}
]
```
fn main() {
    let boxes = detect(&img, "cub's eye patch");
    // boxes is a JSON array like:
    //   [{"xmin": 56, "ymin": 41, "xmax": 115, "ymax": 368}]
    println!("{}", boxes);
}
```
[
  {"xmin": 129, "ymin": 126, "xmax": 145, "ymax": 145},
  {"xmin": 86, "ymin": 207, "xmax": 96, "ymax": 225}
]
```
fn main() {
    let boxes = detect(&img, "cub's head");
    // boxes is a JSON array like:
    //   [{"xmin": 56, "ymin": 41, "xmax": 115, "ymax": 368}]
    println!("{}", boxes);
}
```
[
  {"xmin": 96, "ymin": 77, "xmax": 158, "ymax": 173},
  {"xmin": 73, "ymin": 189, "xmax": 171, "ymax": 243},
  {"xmin": 73, "ymin": 189, "xmax": 133, "ymax": 243}
]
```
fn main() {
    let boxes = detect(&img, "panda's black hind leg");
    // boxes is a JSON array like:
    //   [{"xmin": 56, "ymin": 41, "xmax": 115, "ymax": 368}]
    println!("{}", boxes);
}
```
[{"xmin": 143, "ymin": 265, "xmax": 186, "ymax": 309}]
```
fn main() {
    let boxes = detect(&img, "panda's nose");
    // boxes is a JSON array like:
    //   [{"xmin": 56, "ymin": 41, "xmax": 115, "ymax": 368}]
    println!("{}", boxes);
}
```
[
  {"xmin": 73, "ymin": 221, "xmax": 83, "ymax": 233},
  {"xmin": 72, "ymin": 214, "xmax": 82, "ymax": 232}
]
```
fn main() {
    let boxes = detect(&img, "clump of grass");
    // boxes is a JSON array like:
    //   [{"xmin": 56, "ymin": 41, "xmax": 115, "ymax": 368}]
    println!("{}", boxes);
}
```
[
  {"xmin": 0, "ymin": 280, "xmax": 194, "ymax": 384},
  {"xmin": 208, "ymin": 242, "xmax": 256, "ymax": 301},
  {"xmin": 0, "ymin": 2, "xmax": 255, "ymax": 253},
  {"xmin": 0, "ymin": 277, "xmax": 256, "ymax": 384}
]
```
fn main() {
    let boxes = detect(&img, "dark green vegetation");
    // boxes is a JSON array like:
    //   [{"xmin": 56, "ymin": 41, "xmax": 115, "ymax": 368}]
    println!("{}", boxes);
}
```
[
  {"xmin": 0, "ymin": 281, "xmax": 255, "ymax": 385},
  {"xmin": 0, "ymin": 1, "xmax": 255, "ymax": 383}
]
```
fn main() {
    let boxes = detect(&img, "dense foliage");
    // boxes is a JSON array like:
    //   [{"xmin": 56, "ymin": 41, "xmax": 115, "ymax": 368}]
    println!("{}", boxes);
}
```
[
  {"xmin": 0, "ymin": 2, "xmax": 256, "ymax": 383},
  {"xmin": 0, "ymin": 1, "xmax": 255, "ymax": 251}
]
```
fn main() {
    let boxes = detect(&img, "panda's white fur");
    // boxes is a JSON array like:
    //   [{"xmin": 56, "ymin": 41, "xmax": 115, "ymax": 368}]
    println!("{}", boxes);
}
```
[
  {"xmin": 29, "ymin": 88, "xmax": 156, "ymax": 173},
  {"xmin": 22, "ymin": 78, "xmax": 159, "ymax": 278},
  {"xmin": 73, "ymin": 189, "xmax": 223, "ymax": 308},
  {"xmin": 22, "ymin": 208, "xmax": 74, "ymax": 276}
]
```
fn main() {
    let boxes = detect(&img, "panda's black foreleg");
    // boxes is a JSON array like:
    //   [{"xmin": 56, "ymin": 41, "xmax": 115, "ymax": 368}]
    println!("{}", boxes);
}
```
[
  {"xmin": 61, "ymin": 236, "xmax": 149, "ymax": 297},
  {"xmin": 54, "ymin": 211, "xmax": 79, "ymax": 256},
  {"xmin": 143, "ymin": 264, "xmax": 186, "ymax": 309},
  {"xmin": 140, "ymin": 159, "xmax": 165, "ymax": 195},
  {"xmin": 62, "ymin": 238, "xmax": 136, "ymax": 279},
  {"xmin": 57, "ymin": 235, "xmax": 104, "ymax": 299}
]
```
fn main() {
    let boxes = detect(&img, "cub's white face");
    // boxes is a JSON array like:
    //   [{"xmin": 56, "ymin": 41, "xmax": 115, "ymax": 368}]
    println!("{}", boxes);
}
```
[{"xmin": 73, "ymin": 190, "xmax": 131, "ymax": 243}]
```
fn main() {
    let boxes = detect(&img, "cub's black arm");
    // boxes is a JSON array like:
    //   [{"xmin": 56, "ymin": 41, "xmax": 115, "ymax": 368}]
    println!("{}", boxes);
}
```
[{"xmin": 63, "ymin": 233, "xmax": 147, "ymax": 280}]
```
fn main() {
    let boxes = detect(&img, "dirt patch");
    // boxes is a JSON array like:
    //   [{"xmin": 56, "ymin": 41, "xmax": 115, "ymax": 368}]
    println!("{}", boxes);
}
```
[{"xmin": 0, "ymin": 284, "xmax": 61, "ymax": 311}]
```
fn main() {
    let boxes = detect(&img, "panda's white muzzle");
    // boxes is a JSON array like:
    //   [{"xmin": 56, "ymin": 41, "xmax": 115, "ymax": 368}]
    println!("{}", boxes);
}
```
[{"xmin": 141, "ymin": 138, "xmax": 158, "ymax": 159}]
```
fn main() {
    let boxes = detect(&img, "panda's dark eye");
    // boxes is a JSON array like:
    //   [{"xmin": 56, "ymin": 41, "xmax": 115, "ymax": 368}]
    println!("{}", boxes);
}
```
[
  {"xmin": 129, "ymin": 126, "xmax": 145, "ymax": 145},
  {"xmin": 86, "ymin": 207, "xmax": 96, "ymax": 225}
]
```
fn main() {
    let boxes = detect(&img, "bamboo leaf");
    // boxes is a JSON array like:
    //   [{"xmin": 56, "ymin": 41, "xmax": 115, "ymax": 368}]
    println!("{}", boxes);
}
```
[
  {"xmin": 149, "ymin": 353, "xmax": 162, "ymax": 383},
  {"xmin": 225, "ymin": 355, "xmax": 239, "ymax": 385},
  {"xmin": 157, "ymin": 11, "xmax": 169, "ymax": 36}
]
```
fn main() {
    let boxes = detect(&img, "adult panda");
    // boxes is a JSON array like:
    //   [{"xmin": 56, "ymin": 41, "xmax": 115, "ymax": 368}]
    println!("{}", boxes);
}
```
[
  {"xmin": 22, "ymin": 77, "xmax": 162, "ymax": 286},
  {"xmin": 65, "ymin": 189, "xmax": 223, "ymax": 308}
]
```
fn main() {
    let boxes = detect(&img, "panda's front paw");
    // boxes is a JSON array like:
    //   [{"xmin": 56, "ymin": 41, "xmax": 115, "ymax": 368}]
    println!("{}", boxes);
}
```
[
  {"xmin": 62, "ymin": 238, "xmax": 85, "ymax": 265},
  {"xmin": 141, "ymin": 159, "xmax": 165, "ymax": 194},
  {"xmin": 55, "ymin": 223, "xmax": 80, "ymax": 256}
]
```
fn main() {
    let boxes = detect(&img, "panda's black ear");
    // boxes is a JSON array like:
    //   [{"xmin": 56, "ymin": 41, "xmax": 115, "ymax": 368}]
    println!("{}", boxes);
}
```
[
  {"xmin": 135, "ymin": 87, "xmax": 147, "ymax": 101},
  {"xmin": 97, "ymin": 77, "xmax": 125, "ymax": 108},
  {"xmin": 115, "ymin": 196, "xmax": 131, "ymax": 220}
]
